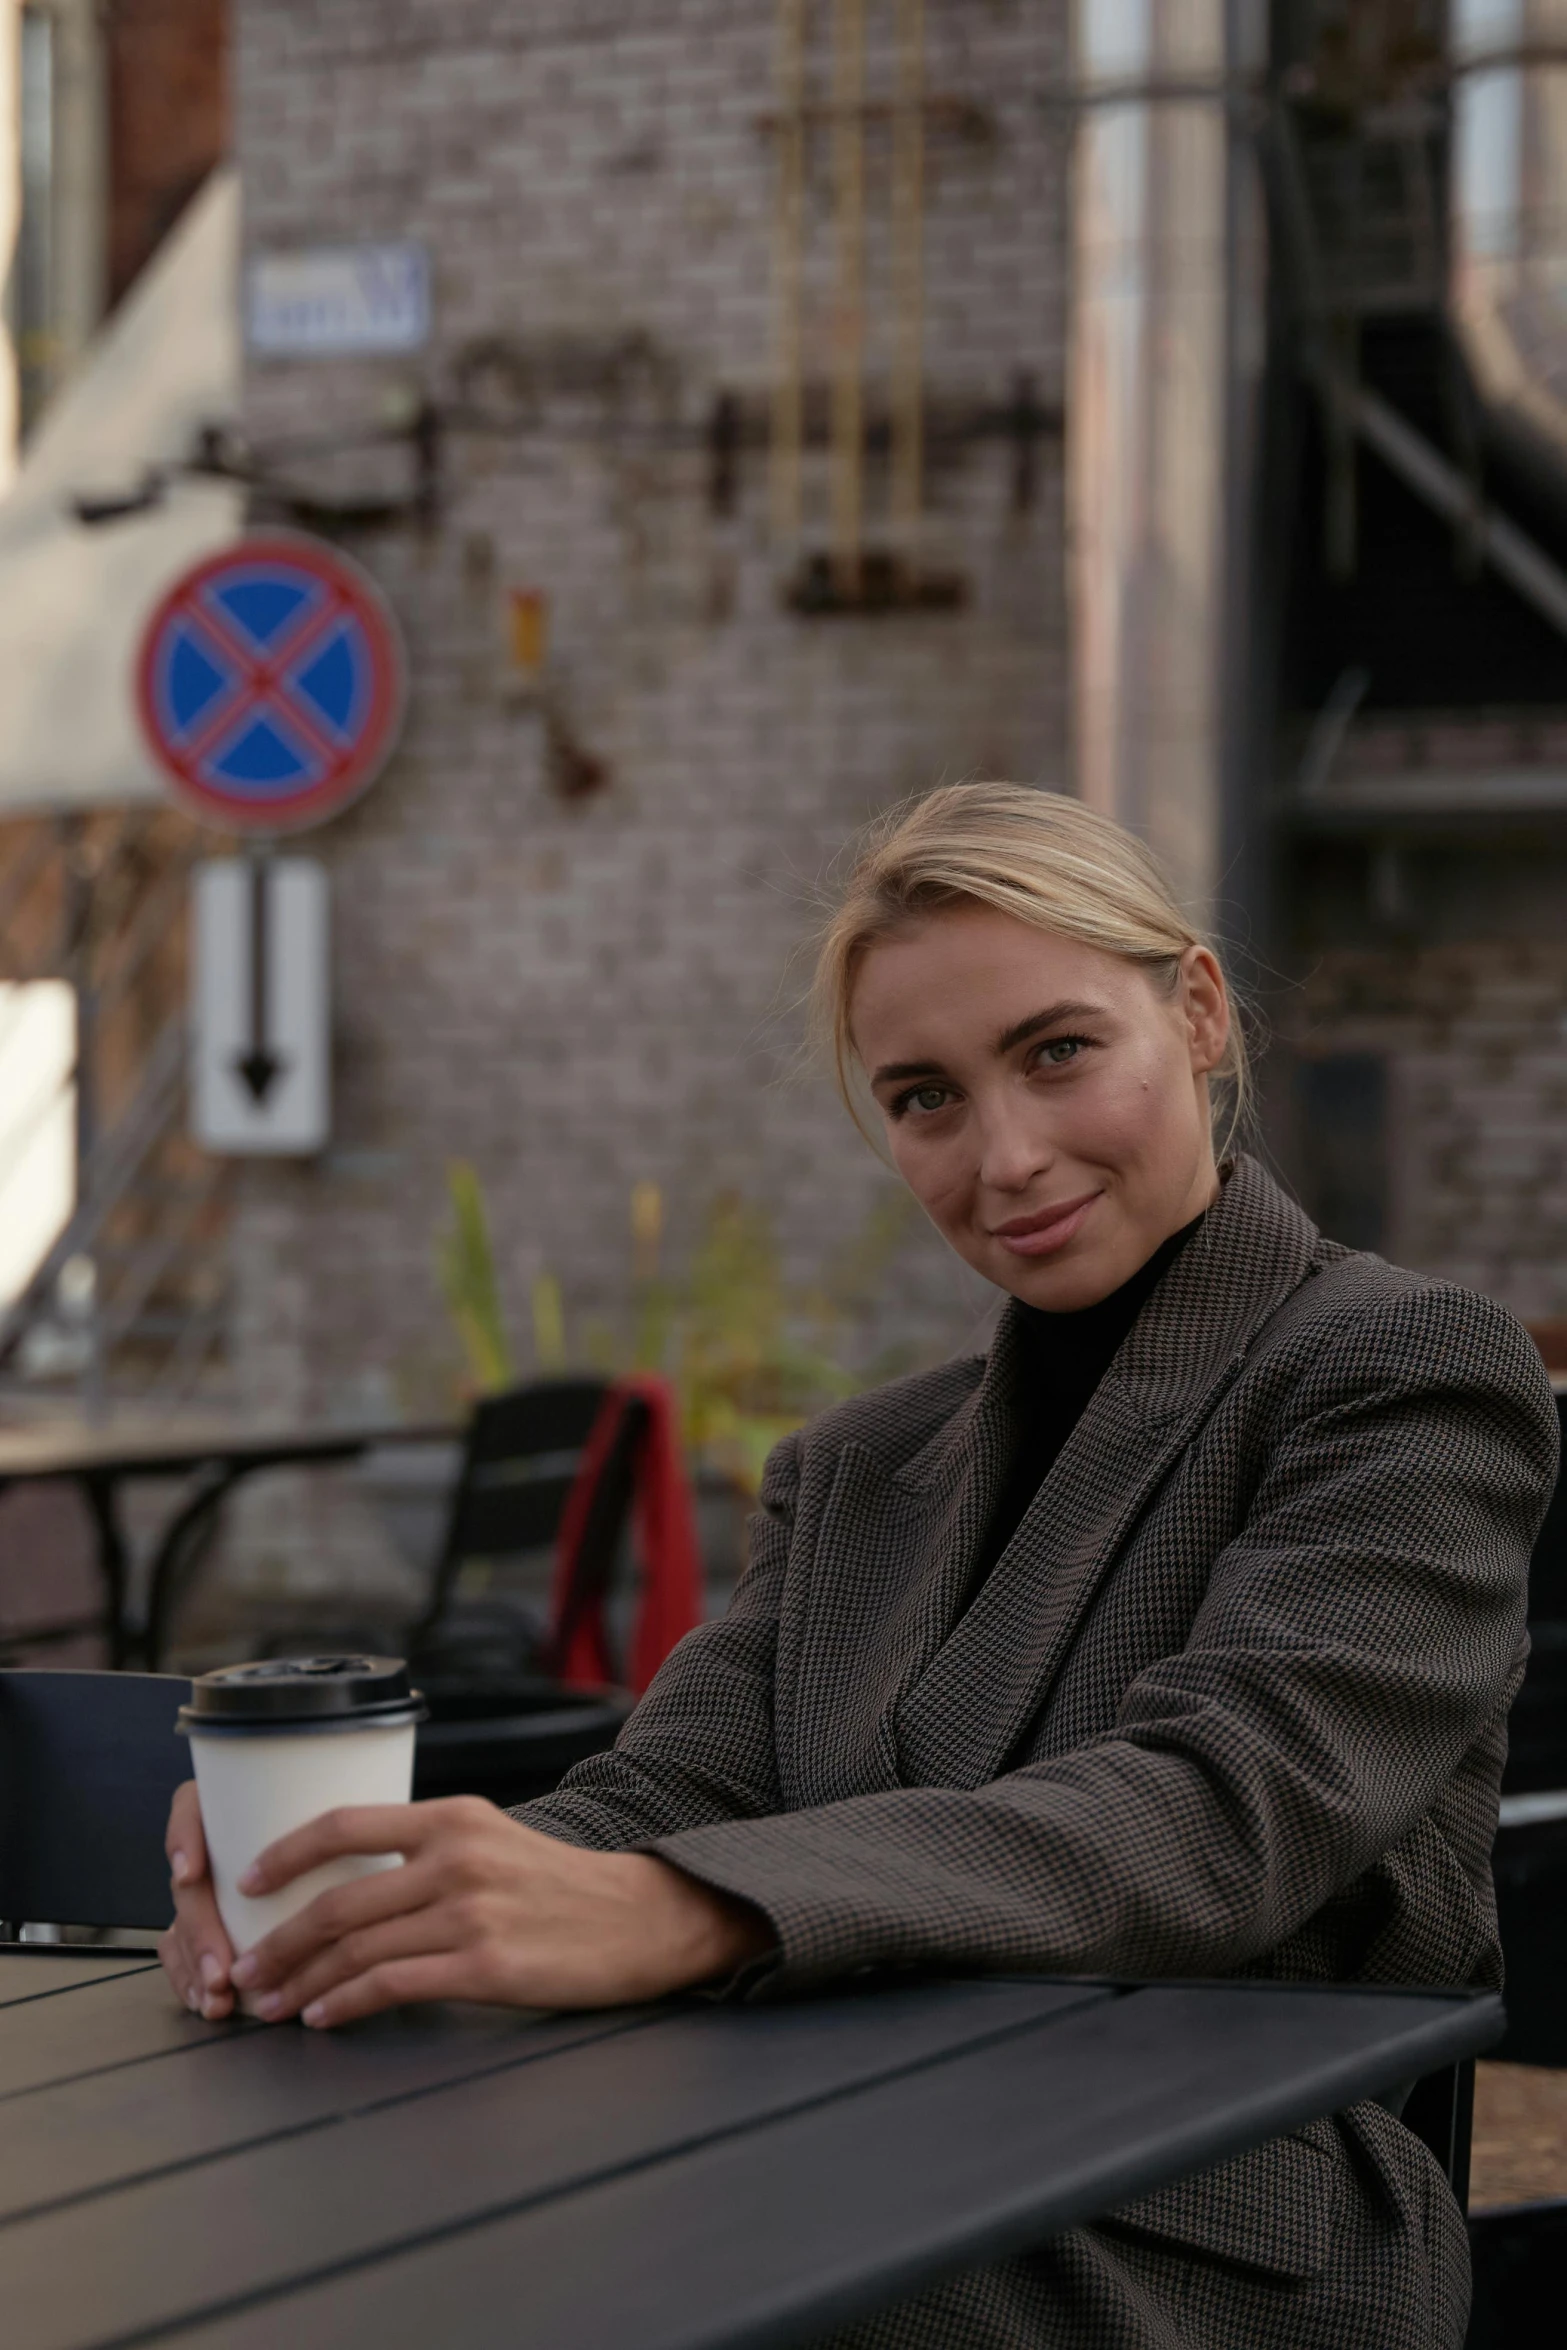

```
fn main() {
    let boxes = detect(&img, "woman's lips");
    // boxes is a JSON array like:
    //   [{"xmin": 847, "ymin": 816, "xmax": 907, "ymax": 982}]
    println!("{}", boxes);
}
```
[{"xmin": 990, "ymin": 1192, "xmax": 1101, "ymax": 1258}]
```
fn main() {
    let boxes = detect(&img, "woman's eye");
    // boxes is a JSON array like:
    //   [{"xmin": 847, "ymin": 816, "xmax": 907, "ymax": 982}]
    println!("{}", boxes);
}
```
[
  {"xmin": 891, "ymin": 1082, "xmax": 953, "ymax": 1119},
  {"xmin": 1040, "ymin": 1038, "xmax": 1081, "ymax": 1066}
]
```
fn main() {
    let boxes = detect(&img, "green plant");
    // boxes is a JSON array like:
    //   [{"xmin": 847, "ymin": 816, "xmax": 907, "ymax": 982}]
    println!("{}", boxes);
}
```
[
  {"xmin": 608, "ymin": 1184, "xmax": 915, "ymax": 1492},
  {"xmin": 436, "ymin": 1165, "xmax": 916, "ymax": 1487},
  {"xmin": 438, "ymin": 1161, "xmax": 517, "ymax": 1395}
]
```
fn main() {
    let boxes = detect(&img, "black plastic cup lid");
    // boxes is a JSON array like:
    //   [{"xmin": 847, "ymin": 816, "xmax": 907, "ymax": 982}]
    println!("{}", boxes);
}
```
[{"xmin": 178, "ymin": 1655, "xmax": 425, "ymax": 1732}]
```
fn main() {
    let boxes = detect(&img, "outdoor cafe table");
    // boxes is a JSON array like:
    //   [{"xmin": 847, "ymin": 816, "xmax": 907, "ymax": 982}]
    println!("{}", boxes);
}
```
[
  {"xmin": 0, "ymin": 1416, "xmax": 456, "ymax": 1670},
  {"xmin": 0, "ymin": 1948, "xmax": 1500, "ymax": 2350}
]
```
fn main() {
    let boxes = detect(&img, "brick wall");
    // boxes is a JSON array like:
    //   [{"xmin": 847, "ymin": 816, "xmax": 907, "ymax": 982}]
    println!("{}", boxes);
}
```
[
  {"xmin": 1277, "ymin": 701, "xmax": 1567, "ymax": 1321},
  {"xmin": 106, "ymin": 0, "xmax": 228, "ymax": 305},
  {"xmin": 1289, "ymin": 939, "xmax": 1567, "ymax": 1321},
  {"xmin": 226, "ymin": 0, "xmax": 1070, "ymax": 1468}
]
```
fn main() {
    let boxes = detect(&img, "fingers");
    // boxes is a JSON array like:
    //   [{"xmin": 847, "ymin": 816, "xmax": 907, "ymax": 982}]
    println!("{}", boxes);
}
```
[
  {"xmin": 160, "ymin": 1781, "xmax": 235, "ymax": 2021},
  {"xmin": 298, "ymin": 1952, "xmax": 476, "ymax": 2032},
  {"xmin": 242, "ymin": 1906, "xmax": 467, "ymax": 2025},
  {"xmin": 166, "ymin": 1779, "xmax": 207, "ymax": 1888},
  {"xmin": 159, "ymin": 1913, "xmax": 234, "ymax": 2020},
  {"xmin": 240, "ymin": 1802, "xmax": 440, "ymax": 1896},
  {"xmin": 168, "ymin": 1874, "xmax": 238, "ymax": 2020},
  {"xmin": 158, "ymin": 1926, "xmax": 202, "ymax": 2013},
  {"xmin": 231, "ymin": 1854, "xmax": 437, "ymax": 1999}
]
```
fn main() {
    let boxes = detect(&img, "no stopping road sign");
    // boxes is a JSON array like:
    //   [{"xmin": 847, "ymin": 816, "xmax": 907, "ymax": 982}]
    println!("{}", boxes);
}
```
[{"xmin": 136, "ymin": 533, "xmax": 407, "ymax": 832}]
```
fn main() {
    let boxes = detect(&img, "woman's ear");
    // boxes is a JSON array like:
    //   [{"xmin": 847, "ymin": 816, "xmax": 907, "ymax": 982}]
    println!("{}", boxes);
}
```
[{"xmin": 1179, "ymin": 946, "xmax": 1230, "ymax": 1077}]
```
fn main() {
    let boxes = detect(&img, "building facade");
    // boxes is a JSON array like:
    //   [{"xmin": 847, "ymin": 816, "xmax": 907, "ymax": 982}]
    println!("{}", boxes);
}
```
[
  {"xmin": 228, "ymin": 0, "xmax": 1071, "ymax": 1442},
  {"xmin": 14, "ymin": 0, "xmax": 1567, "ymax": 1648},
  {"xmin": 1264, "ymin": 1, "xmax": 1567, "ymax": 1340}
]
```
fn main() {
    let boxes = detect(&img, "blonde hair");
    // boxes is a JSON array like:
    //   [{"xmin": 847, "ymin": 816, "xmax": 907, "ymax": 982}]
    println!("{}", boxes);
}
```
[{"xmin": 813, "ymin": 783, "xmax": 1251, "ymax": 1151}]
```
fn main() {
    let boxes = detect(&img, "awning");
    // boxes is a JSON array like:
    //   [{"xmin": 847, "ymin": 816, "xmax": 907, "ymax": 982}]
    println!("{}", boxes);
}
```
[{"xmin": 0, "ymin": 168, "xmax": 242, "ymax": 818}]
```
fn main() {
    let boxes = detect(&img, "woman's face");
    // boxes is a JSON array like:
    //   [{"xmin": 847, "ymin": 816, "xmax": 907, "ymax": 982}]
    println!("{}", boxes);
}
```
[{"xmin": 850, "ymin": 903, "xmax": 1230, "ymax": 1311}]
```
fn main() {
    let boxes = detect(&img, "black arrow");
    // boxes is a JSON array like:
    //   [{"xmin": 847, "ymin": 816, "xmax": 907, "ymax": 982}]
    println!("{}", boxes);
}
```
[{"xmin": 235, "ymin": 854, "xmax": 287, "ymax": 1103}]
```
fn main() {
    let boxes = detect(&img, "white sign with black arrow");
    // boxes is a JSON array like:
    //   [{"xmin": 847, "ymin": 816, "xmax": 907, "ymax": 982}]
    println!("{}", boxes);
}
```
[{"xmin": 191, "ymin": 857, "xmax": 330, "ymax": 1154}]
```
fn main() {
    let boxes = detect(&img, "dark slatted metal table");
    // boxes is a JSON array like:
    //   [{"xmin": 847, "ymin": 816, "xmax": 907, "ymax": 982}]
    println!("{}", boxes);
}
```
[{"xmin": 0, "ymin": 1949, "xmax": 1500, "ymax": 2350}]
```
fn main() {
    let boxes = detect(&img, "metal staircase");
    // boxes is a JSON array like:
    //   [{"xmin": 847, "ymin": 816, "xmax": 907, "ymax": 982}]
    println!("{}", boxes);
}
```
[{"xmin": 0, "ymin": 809, "xmax": 233, "ymax": 1421}]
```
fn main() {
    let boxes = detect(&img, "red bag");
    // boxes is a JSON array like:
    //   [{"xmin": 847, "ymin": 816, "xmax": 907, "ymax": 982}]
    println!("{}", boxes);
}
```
[{"xmin": 547, "ymin": 1375, "xmax": 704, "ymax": 1694}]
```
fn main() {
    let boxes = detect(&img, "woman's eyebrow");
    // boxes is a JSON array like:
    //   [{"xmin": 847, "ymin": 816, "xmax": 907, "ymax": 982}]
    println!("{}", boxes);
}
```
[
  {"xmin": 870, "ymin": 1000, "xmax": 1107, "ymax": 1086},
  {"xmin": 995, "ymin": 1000, "xmax": 1105, "ymax": 1055}
]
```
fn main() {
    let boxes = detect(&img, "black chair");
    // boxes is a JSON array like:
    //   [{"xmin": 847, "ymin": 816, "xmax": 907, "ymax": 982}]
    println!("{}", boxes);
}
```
[
  {"xmin": 1503, "ymin": 1387, "xmax": 1567, "ymax": 1799},
  {"xmin": 1490, "ymin": 1386, "xmax": 1567, "ymax": 2066},
  {"xmin": 221, "ymin": 1380, "xmax": 640, "ymax": 1681},
  {"xmin": 0, "ymin": 1669, "xmax": 191, "ymax": 1937},
  {"xmin": 1468, "ymin": 2196, "xmax": 1567, "ymax": 2349},
  {"xmin": 1490, "ymin": 1812, "xmax": 1567, "ymax": 2067},
  {"xmin": 243, "ymin": 1382, "xmax": 643, "ymax": 1809},
  {"xmin": 0, "ymin": 1657, "xmax": 625, "ymax": 1941},
  {"xmin": 144, "ymin": 1378, "xmax": 633, "ymax": 1677},
  {"xmin": 405, "ymin": 1379, "xmax": 643, "ymax": 1807},
  {"xmin": 143, "ymin": 1382, "xmax": 643, "ymax": 1808},
  {"xmin": 410, "ymin": 1377, "xmax": 636, "ymax": 1675},
  {"xmin": 1399, "ymin": 2059, "xmax": 1476, "ymax": 2212}
]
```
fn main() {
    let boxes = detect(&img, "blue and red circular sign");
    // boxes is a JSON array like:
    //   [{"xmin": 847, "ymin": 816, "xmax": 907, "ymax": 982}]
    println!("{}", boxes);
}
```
[{"xmin": 136, "ymin": 533, "xmax": 407, "ymax": 832}]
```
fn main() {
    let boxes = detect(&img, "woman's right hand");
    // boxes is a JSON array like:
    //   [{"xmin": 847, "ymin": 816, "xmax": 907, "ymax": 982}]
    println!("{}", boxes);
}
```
[{"xmin": 158, "ymin": 1780, "xmax": 237, "ymax": 2020}]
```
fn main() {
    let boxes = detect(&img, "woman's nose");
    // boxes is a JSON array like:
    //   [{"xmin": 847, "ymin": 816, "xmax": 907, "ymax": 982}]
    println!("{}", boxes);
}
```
[{"xmin": 975, "ymin": 1106, "xmax": 1053, "ymax": 1193}]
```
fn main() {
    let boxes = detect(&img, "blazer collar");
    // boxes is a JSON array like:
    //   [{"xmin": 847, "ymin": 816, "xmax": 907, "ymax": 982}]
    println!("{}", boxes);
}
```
[
  {"xmin": 893, "ymin": 1152, "xmax": 1323, "ymax": 1500},
  {"xmin": 885, "ymin": 1156, "xmax": 1327, "ymax": 1788},
  {"xmin": 1089, "ymin": 1153, "xmax": 1325, "ymax": 1425}
]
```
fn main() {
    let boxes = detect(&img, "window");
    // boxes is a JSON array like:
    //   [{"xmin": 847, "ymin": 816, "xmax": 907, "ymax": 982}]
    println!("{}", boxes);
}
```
[
  {"xmin": 1294, "ymin": 1052, "xmax": 1389, "ymax": 1254},
  {"xmin": 2, "ymin": 0, "xmax": 105, "ymax": 453},
  {"xmin": 16, "ymin": 4, "xmax": 55, "ymax": 436},
  {"xmin": 0, "ymin": 978, "xmax": 76, "ymax": 1304}
]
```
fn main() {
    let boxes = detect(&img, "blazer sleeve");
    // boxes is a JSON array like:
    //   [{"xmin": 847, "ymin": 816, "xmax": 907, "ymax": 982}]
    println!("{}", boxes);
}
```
[
  {"xmin": 642, "ymin": 1282, "xmax": 1558, "ymax": 1990},
  {"xmin": 508, "ymin": 1433, "xmax": 797, "ymax": 1850}
]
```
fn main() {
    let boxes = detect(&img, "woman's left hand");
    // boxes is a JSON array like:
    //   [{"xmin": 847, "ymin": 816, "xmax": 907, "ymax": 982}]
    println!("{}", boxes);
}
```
[{"xmin": 226, "ymin": 1796, "xmax": 773, "ymax": 2028}]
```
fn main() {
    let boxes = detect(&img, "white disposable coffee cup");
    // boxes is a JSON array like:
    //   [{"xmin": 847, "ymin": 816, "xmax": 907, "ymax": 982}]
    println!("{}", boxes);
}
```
[{"xmin": 178, "ymin": 1656, "xmax": 426, "ymax": 1956}]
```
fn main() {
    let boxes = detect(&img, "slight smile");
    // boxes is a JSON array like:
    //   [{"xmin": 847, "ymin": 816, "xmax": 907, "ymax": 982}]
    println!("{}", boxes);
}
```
[{"xmin": 989, "ymin": 1190, "xmax": 1103, "ymax": 1258}]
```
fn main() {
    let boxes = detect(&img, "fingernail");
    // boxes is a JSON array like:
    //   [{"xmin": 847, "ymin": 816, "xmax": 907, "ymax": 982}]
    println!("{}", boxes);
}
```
[
  {"xmin": 185, "ymin": 1985, "xmax": 201, "ymax": 2012},
  {"xmin": 230, "ymin": 1955, "xmax": 258, "ymax": 1988},
  {"xmin": 171, "ymin": 1850, "xmax": 189, "ymax": 1884},
  {"xmin": 302, "ymin": 2001, "xmax": 327, "ymax": 2028},
  {"xmin": 237, "ymin": 1864, "xmax": 263, "ymax": 1895},
  {"xmin": 200, "ymin": 1953, "xmax": 226, "ymax": 1990},
  {"xmin": 256, "ymin": 1991, "xmax": 283, "ymax": 2021}
]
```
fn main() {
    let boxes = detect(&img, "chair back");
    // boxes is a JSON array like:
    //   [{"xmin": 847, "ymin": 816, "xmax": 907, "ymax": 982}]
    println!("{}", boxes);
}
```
[
  {"xmin": 1507, "ymin": 1391, "xmax": 1567, "ymax": 1794},
  {"xmin": 418, "ymin": 1380, "xmax": 612, "ymax": 1636},
  {"xmin": 0, "ymin": 1670, "xmax": 191, "ymax": 1932},
  {"xmin": 1524, "ymin": 1389, "xmax": 1567, "ymax": 1620},
  {"xmin": 1494, "ymin": 1390, "xmax": 1567, "ymax": 2061},
  {"xmin": 1400, "ymin": 2059, "xmax": 1476, "ymax": 2213}
]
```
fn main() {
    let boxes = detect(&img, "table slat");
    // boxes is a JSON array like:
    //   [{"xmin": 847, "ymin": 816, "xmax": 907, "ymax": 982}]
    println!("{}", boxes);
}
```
[
  {"xmin": 0, "ymin": 1953, "xmax": 156, "ymax": 2008},
  {"xmin": 0, "ymin": 1980, "xmax": 1104, "ymax": 2350},
  {"xmin": 0, "ymin": 2005, "xmax": 651, "ymax": 2223},
  {"xmin": 0, "ymin": 1967, "xmax": 249, "ymax": 2102},
  {"xmin": 153, "ymin": 1983, "xmax": 1503, "ymax": 2350}
]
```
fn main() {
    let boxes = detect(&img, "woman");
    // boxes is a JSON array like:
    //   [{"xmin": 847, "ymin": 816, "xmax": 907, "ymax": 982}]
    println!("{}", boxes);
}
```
[{"xmin": 161, "ymin": 785, "xmax": 1557, "ymax": 2348}]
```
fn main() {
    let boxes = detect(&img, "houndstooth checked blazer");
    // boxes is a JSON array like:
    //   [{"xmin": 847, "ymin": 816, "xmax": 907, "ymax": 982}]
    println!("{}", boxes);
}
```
[{"xmin": 518, "ymin": 1157, "xmax": 1558, "ymax": 2350}]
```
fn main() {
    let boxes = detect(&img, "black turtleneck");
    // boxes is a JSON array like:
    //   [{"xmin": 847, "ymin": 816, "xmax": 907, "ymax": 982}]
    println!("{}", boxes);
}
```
[{"xmin": 968, "ymin": 1212, "xmax": 1205, "ymax": 1592}]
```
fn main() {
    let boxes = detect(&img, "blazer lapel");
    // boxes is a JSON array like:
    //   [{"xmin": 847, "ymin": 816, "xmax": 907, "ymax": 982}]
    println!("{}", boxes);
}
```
[
  {"xmin": 892, "ymin": 1157, "xmax": 1324, "ymax": 1789},
  {"xmin": 785, "ymin": 1339, "xmax": 1018, "ymax": 1804}
]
